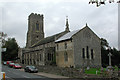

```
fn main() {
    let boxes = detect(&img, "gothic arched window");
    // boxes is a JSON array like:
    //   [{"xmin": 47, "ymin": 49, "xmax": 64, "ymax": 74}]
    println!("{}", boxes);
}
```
[
  {"xmin": 65, "ymin": 42, "xmax": 67, "ymax": 49},
  {"xmin": 91, "ymin": 49, "xmax": 94, "ymax": 59},
  {"xmin": 82, "ymin": 48, "xmax": 85, "ymax": 59},
  {"xmin": 64, "ymin": 52, "xmax": 68, "ymax": 62},
  {"xmin": 36, "ymin": 21, "xmax": 39, "ymax": 31},
  {"xmin": 86, "ymin": 46, "xmax": 89, "ymax": 59}
]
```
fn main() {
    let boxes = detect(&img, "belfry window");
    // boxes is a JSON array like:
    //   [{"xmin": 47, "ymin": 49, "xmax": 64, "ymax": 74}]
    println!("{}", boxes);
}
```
[{"xmin": 36, "ymin": 22, "xmax": 39, "ymax": 31}]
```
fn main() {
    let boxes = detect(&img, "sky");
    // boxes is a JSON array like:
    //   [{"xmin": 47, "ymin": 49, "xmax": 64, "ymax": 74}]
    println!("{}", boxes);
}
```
[{"xmin": 0, "ymin": 0, "xmax": 118, "ymax": 49}]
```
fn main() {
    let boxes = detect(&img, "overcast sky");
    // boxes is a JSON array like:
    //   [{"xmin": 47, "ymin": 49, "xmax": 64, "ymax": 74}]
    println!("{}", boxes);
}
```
[{"xmin": 0, "ymin": 0, "xmax": 118, "ymax": 49}]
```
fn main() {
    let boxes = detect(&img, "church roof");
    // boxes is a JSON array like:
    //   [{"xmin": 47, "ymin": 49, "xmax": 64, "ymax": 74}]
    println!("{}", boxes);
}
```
[
  {"xmin": 31, "ymin": 31, "xmax": 68, "ymax": 47},
  {"xmin": 55, "ymin": 29, "xmax": 79, "ymax": 42},
  {"xmin": 55, "ymin": 25, "xmax": 100, "ymax": 43}
]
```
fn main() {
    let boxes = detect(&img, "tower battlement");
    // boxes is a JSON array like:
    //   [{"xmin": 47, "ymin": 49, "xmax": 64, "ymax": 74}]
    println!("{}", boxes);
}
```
[{"xmin": 29, "ymin": 13, "xmax": 43, "ymax": 18}]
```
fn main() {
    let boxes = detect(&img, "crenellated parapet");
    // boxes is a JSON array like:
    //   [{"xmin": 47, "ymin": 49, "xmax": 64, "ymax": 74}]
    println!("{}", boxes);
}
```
[{"xmin": 28, "ymin": 13, "xmax": 44, "ymax": 19}]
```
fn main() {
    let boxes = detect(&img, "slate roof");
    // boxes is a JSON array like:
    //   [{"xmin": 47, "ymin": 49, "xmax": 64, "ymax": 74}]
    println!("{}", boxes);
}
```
[
  {"xmin": 55, "ymin": 25, "xmax": 100, "ymax": 43},
  {"xmin": 31, "ymin": 31, "xmax": 67, "ymax": 47},
  {"xmin": 55, "ymin": 29, "xmax": 79, "ymax": 43}
]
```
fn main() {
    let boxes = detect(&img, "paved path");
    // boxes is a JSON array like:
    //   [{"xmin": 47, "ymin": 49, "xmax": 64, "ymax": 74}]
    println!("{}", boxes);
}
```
[{"xmin": 19, "ymin": 69, "xmax": 69, "ymax": 78}]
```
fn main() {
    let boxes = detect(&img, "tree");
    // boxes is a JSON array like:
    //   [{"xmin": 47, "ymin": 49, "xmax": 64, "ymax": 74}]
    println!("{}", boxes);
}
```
[
  {"xmin": 101, "ymin": 38, "xmax": 109, "ymax": 67},
  {"xmin": 2, "ymin": 38, "xmax": 19, "ymax": 61},
  {"xmin": 101, "ymin": 38, "xmax": 120, "ymax": 67},
  {"xmin": 101, "ymin": 38, "xmax": 109, "ymax": 49},
  {"xmin": 111, "ymin": 47, "xmax": 120, "ymax": 66}
]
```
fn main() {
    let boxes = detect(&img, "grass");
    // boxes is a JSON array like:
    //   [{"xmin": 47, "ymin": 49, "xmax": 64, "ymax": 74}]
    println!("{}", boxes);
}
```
[
  {"xmin": 85, "ymin": 68, "xmax": 106, "ymax": 75},
  {"xmin": 85, "ymin": 66, "xmax": 120, "ymax": 75}
]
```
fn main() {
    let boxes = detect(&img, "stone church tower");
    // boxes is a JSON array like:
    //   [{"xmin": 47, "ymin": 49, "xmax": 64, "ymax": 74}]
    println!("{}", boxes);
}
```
[{"xmin": 26, "ymin": 13, "xmax": 44, "ymax": 48}]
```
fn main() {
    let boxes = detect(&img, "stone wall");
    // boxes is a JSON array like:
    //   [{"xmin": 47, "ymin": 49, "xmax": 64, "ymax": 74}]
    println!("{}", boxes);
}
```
[
  {"xmin": 56, "ymin": 40, "xmax": 74, "ymax": 67},
  {"xmin": 23, "ymin": 41, "xmax": 55, "ymax": 66},
  {"xmin": 73, "ymin": 26, "xmax": 101, "ymax": 68}
]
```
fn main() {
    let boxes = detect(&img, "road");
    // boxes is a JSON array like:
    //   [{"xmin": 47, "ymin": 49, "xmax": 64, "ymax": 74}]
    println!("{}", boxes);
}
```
[{"xmin": 2, "ymin": 65, "xmax": 52, "ymax": 80}]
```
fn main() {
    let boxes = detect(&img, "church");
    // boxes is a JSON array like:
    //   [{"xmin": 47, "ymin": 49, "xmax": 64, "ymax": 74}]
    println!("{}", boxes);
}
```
[{"xmin": 18, "ymin": 13, "xmax": 101, "ymax": 68}]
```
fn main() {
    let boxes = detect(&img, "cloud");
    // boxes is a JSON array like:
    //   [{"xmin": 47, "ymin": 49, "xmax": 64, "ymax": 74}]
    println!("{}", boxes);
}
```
[{"xmin": 0, "ymin": 1, "xmax": 118, "ymax": 49}]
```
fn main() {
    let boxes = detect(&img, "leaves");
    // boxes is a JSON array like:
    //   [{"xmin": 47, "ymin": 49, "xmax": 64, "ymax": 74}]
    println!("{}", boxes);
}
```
[
  {"xmin": 2, "ymin": 38, "xmax": 19, "ymax": 61},
  {"xmin": 101, "ymin": 38, "xmax": 120, "ymax": 67}
]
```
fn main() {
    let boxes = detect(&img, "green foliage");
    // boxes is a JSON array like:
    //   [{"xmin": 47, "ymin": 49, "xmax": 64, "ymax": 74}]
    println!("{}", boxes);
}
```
[
  {"xmin": 113, "ymin": 66, "xmax": 119, "ymax": 71},
  {"xmin": 101, "ymin": 38, "xmax": 109, "ymax": 48},
  {"xmin": 101, "ymin": 38, "xmax": 109, "ymax": 67},
  {"xmin": 102, "ymin": 48, "xmax": 120, "ymax": 67},
  {"xmin": 101, "ymin": 38, "xmax": 120, "ymax": 67},
  {"xmin": 85, "ymin": 68, "xmax": 101, "ymax": 74},
  {"xmin": 2, "ymin": 38, "xmax": 19, "ymax": 61},
  {"xmin": 101, "ymin": 47, "xmax": 109, "ymax": 67},
  {"xmin": 111, "ymin": 48, "xmax": 120, "ymax": 66}
]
